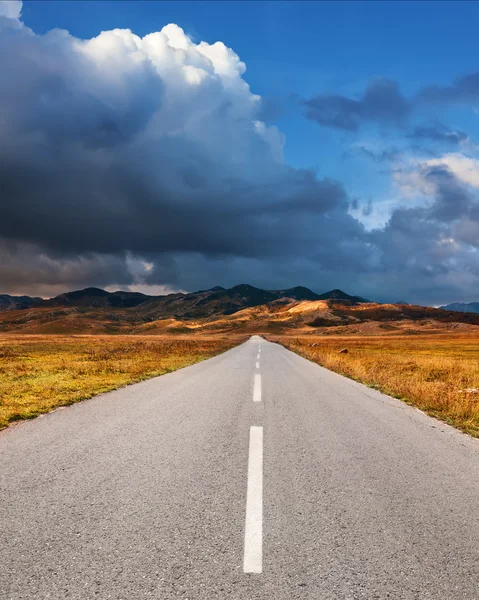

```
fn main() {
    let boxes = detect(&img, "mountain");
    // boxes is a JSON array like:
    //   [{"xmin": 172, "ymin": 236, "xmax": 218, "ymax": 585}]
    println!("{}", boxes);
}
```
[
  {"xmin": 193, "ymin": 286, "xmax": 225, "ymax": 294},
  {"xmin": 315, "ymin": 289, "xmax": 370, "ymax": 304},
  {"xmin": 114, "ymin": 284, "xmax": 322, "ymax": 318},
  {"xmin": 0, "ymin": 294, "xmax": 43, "ymax": 311},
  {"xmin": 440, "ymin": 302, "xmax": 479, "ymax": 314},
  {"xmin": 0, "ymin": 284, "xmax": 322, "ymax": 317},
  {"xmin": 137, "ymin": 284, "xmax": 282, "ymax": 319},
  {"xmin": 44, "ymin": 287, "xmax": 152, "ymax": 308},
  {"xmin": 275, "ymin": 286, "xmax": 321, "ymax": 301},
  {"xmin": 0, "ymin": 288, "xmax": 155, "ymax": 313}
]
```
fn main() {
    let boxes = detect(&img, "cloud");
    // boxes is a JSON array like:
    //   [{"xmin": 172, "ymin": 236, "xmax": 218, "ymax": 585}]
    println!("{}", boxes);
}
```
[
  {"xmin": 371, "ymin": 163, "xmax": 479, "ymax": 302},
  {"xmin": 418, "ymin": 72, "xmax": 479, "ymax": 105},
  {"xmin": 355, "ymin": 145, "xmax": 401, "ymax": 163},
  {"xmin": 0, "ymin": 6, "xmax": 374, "ymax": 296},
  {"xmin": 303, "ymin": 72, "xmax": 479, "ymax": 135},
  {"xmin": 303, "ymin": 78, "xmax": 410, "ymax": 131},
  {"xmin": 0, "ymin": 0, "xmax": 21, "ymax": 19},
  {"xmin": 408, "ymin": 124, "xmax": 468, "ymax": 145},
  {"xmin": 425, "ymin": 153, "xmax": 479, "ymax": 189},
  {"xmin": 395, "ymin": 153, "xmax": 479, "ymax": 195},
  {"xmin": 0, "ymin": 240, "xmax": 140, "ymax": 297}
]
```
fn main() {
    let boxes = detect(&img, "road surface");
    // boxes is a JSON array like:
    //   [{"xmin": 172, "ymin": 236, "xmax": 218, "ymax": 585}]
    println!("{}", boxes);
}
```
[{"xmin": 1, "ymin": 336, "xmax": 479, "ymax": 599}]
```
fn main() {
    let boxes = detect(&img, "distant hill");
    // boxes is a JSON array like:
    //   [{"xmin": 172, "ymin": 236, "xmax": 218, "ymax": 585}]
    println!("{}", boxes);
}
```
[
  {"xmin": 0, "ymin": 294, "xmax": 43, "ymax": 311},
  {"xmin": 440, "ymin": 302, "xmax": 479, "ymax": 314}
]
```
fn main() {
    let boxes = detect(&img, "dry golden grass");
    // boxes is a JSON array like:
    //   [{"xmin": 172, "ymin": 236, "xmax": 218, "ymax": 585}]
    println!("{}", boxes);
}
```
[
  {"xmin": 272, "ymin": 333, "xmax": 479, "ymax": 437},
  {"xmin": 0, "ymin": 334, "xmax": 242, "ymax": 430}
]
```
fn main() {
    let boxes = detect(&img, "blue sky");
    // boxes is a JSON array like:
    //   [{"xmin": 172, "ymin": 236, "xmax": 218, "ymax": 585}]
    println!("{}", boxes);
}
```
[{"xmin": 2, "ymin": 1, "xmax": 479, "ymax": 304}]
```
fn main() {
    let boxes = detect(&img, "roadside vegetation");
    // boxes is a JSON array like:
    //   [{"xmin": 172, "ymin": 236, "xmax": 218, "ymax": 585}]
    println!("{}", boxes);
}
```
[
  {"xmin": 0, "ymin": 334, "xmax": 241, "ymax": 430},
  {"xmin": 273, "ymin": 333, "xmax": 479, "ymax": 437}
]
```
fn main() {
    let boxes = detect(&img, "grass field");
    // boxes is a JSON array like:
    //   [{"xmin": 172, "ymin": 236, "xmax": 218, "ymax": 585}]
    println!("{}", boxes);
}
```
[
  {"xmin": 272, "ymin": 333, "xmax": 479, "ymax": 437},
  {"xmin": 0, "ymin": 334, "xmax": 242, "ymax": 430}
]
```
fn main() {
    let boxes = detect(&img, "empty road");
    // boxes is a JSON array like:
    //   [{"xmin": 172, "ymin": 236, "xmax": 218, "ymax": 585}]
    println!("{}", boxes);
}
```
[{"xmin": 1, "ymin": 336, "xmax": 479, "ymax": 599}]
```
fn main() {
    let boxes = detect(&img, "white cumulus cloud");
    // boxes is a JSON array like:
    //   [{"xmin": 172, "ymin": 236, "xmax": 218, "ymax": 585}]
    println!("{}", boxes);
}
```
[{"xmin": 0, "ymin": 0, "xmax": 21, "ymax": 19}]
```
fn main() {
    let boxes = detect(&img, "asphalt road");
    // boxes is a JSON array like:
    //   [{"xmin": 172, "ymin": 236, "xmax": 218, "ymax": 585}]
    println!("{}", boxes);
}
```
[{"xmin": 1, "ymin": 335, "xmax": 479, "ymax": 599}]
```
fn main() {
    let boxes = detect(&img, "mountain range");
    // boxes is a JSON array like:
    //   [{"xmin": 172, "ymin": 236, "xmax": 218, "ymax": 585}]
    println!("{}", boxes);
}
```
[
  {"xmin": 0, "ymin": 285, "xmax": 368, "ymax": 315},
  {"xmin": 1, "ymin": 284, "xmax": 479, "ymax": 335},
  {"xmin": 440, "ymin": 302, "xmax": 479, "ymax": 314}
]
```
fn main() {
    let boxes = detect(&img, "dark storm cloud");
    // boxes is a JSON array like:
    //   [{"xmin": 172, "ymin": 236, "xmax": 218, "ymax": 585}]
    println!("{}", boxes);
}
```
[
  {"xmin": 0, "ymin": 240, "xmax": 135, "ymax": 289},
  {"xmin": 0, "ymin": 136, "xmax": 354, "ymax": 260},
  {"xmin": 0, "ymin": 13, "xmax": 373, "ymax": 295}
]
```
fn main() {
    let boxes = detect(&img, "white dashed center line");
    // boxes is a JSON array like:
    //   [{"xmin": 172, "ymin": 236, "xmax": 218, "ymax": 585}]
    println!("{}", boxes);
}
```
[
  {"xmin": 243, "ymin": 426, "xmax": 263, "ymax": 574},
  {"xmin": 253, "ymin": 374, "xmax": 262, "ymax": 402}
]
